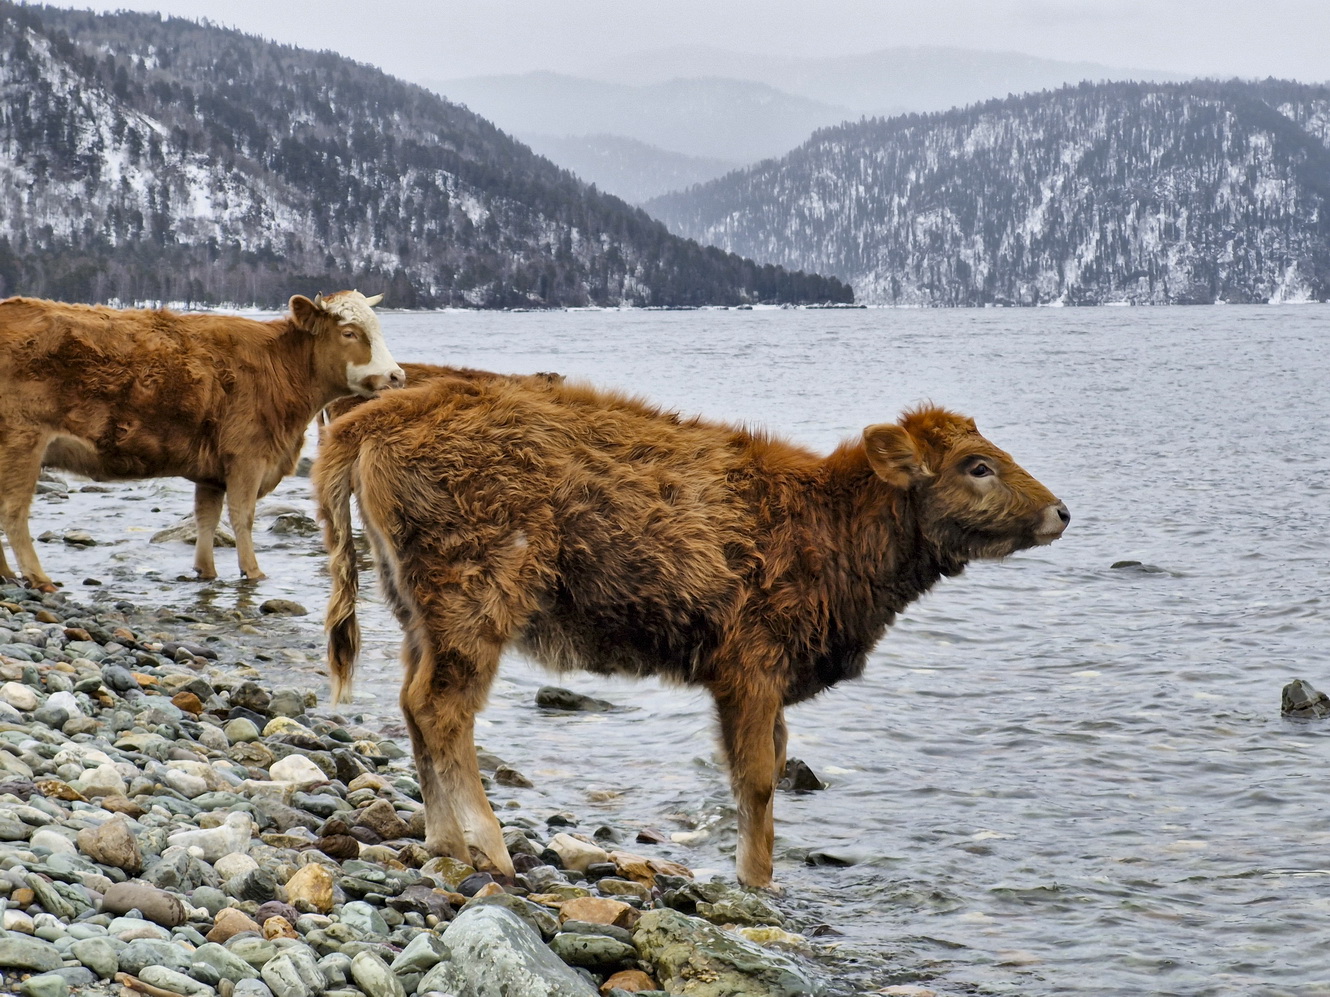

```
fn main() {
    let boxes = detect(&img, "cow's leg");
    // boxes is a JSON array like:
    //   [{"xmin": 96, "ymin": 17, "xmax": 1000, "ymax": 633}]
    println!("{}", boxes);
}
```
[
  {"xmin": 774, "ymin": 708, "xmax": 788, "ymax": 779},
  {"xmin": 715, "ymin": 681, "xmax": 784, "ymax": 888},
  {"xmin": 193, "ymin": 482, "xmax": 225, "ymax": 580},
  {"xmin": 401, "ymin": 629, "xmax": 513, "ymax": 876},
  {"xmin": 224, "ymin": 465, "xmax": 265, "ymax": 580},
  {"xmin": 0, "ymin": 432, "xmax": 55, "ymax": 592}
]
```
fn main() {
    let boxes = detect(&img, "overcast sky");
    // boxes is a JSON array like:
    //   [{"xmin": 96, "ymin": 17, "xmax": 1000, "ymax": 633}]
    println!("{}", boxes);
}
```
[{"xmin": 56, "ymin": 0, "xmax": 1330, "ymax": 84}]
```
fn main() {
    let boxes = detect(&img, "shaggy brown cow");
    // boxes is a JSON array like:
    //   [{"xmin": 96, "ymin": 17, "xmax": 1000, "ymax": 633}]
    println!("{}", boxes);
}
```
[
  {"xmin": 0, "ymin": 291, "xmax": 403, "ymax": 591},
  {"xmin": 315, "ymin": 376, "xmax": 1069, "ymax": 888}
]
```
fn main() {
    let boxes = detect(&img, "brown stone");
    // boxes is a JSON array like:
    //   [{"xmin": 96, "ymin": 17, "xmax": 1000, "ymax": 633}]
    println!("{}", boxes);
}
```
[
  {"xmin": 609, "ymin": 850, "xmax": 692, "ymax": 886},
  {"xmin": 100, "ymin": 795, "xmax": 148, "ymax": 818},
  {"xmin": 634, "ymin": 827, "xmax": 669, "ymax": 845},
  {"xmin": 34, "ymin": 610, "xmax": 60, "ymax": 624},
  {"xmin": 600, "ymin": 970, "xmax": 659, "ymax": 994},
  {"xmin": 316, "ymin": 834, "xmax": 360, "ymax": 861},
  {"xmin": 471, "ymin": 881, "xmax": 505, "ymax": 899},
  {"xmin": 356, "ymin": 798, "xmax": 409, "ymax": 840},
  {"xmin": 63, "ymin": 627, "xmax": 93, "ymax": 642},
  {"xmin": 11, "ymin": 887, "xmax": 35, "ymax": 906},
  {"xmin": 206, "ymin": 907, "xmax": 262, "ymax": 943},
  {"xmin": 77, "ymin": 815, "xmax": 144, "ymax": 874},
  {"xmin": 283, "ymin": 862, "xmax": 335, "ymax": 914},
  {"xmin": 131, "ymin": 672, "xmax": 158, "ymax": 688},
  {"xmin": 101, "ymin": 882, "xmax": 187, "ymax": 927},
  {"xmin": 116, "ymin": 972, "xmax": 188, "ymax": 997},
  {"xmin": 262, "ymin": 915, "xmax": 298, "ymax": 939},
  {"xmin": 171, "ymin": 691, "xmax": 204, "ymax": 715},
  {"xmin": 558, "ymin": 896, "xmax": 639, "ymax": 929},
  {"xmin": 35, "ymin": 779, "xmax": 87, "ymax": 802}
]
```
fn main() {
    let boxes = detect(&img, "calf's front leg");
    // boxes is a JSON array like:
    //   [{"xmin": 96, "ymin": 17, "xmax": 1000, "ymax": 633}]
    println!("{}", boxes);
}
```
[
  {"xmin": 224, "ymin": 464, "xmax": 266, "ymax": 580},
  {"xmin": 0, "ymin": 431, "xmax": 56, "ymax": 592},
  {"xmin": 714, "ymin": 679, "xmax": 784, "ymax": 888}
]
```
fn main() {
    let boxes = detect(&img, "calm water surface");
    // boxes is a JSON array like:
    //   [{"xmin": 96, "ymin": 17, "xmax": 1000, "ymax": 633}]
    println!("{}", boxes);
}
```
[{"xmin": 30, "ymin": 306, "xmax": 1330, "ymax": 996}]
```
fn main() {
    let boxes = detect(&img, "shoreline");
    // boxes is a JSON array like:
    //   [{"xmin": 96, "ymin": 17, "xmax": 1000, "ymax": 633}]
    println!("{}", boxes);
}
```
[{"xmin": 0, "ymin": 580, "xmax": 876, "ymax": 997}]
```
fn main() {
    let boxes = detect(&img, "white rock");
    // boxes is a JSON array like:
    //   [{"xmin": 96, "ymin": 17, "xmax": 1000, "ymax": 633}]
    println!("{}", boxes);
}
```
[
  {"xmin": 161, "ymin": 769, "xmax": 209, "ymax": 799},
  {"xmin": 79, "ymin": 763, "xmax": 128, "ymax": 797},
  {"xmin": 546, "ymin": 832, "xmax": 610, "ymax": 872},
  {"xmin": 167, "ymin": 812, "xmax": 253, "ymax": 862},
  {"xmin": 0, "ymin": 682, "xmax": 38, "ymax": 712},
  {"xmin": 214, "ymin": 853, "xmax": 260, "ymax": 880},
  {"xmin": 2, "ymin": 909, "xmax": 34, "ymax": 933},
  {"xmin": 44, "ymin": 690, "xmax": 83, "ymax": 717},
  {"xmin": 269, "ymin": 755, "xmax": 326, "ymax": 786},
  {"xmin": 30, "ymin": 828, "xmax": 77, "ymax": 855}
]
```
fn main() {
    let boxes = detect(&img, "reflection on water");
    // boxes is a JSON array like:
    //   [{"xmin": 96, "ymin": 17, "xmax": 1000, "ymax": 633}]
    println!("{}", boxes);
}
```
[{"xmin": 26, "ymin": 305, "xmax": 1330, "ymax": 996}]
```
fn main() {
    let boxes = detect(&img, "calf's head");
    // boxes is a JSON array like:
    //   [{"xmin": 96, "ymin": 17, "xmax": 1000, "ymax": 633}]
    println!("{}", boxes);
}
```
[
  {"xmin": 290, "ymin": 290, "xmax": 405, "ymax": 397},
  {"xmin": 865, "ymin": 406, "xmax": 1069, "ymax": 564}
]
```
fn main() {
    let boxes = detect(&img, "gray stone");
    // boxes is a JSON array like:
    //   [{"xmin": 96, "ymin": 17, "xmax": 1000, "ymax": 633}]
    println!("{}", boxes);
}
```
[
  {"xmin": 227, "ymin": 935, "xmax": 279, "ymax": 970},
  {"xmin": 70, "ymin": 937, "xmax": 120, "ymax": 978},
  {"xmin": 633, "ymin": 908, "xmax": 824, "ymax": 997},
  {"xmin": 118, "ymin": 937, "xmax": 194, "ymax": 975},
  {"xmin": 389, "ymin": 931, "xmax": 449, "ymax": 975},
  {"xmin": 460, "ymin": 893, "xmax": 559, "ymax": 941},
  {"xmin": 534, "ymin": 686, "xmax": 617, "ymax": 712},
  {"xmin": 0, "ymin": 935, "xmax": 65, "ymax": 971},
  {"xmin": 139, "ymin": 965, "xmax": 217, "ymax": 997},
  {"xmin": 192, "ymin": 885, "xmax": 231, "ymax": 916},
  {"xmin": 426, "ymin": 905, "xmax": 597, "ymax": 997},
  {"xmin": 19, "ymin": 973, "xmax": 68, "ymax": 997},
  {"xmin": 233, "ymin": 982, "xmax": 275, "ymax": 997},
  {"xmin": 1283, "ymin": 678, "xmax": 1330, "ymax": 718},
  {"xmin": 317, "ymin": 952, "xmax": 353, "ymax": 987},
  {"xmin": 260, "ymin": 946, "xmax": 324, "ymax": 997},
  {"xmin": 339, "ymin": 900, "xmax": 389, "ymax": 938},
  {"xmin": 350, "ymin": 951, "xmax": 406, "ymax": 997},
  {"xmin": 192, "ymin": 943, "xmax": 263, "ymax": 983}
]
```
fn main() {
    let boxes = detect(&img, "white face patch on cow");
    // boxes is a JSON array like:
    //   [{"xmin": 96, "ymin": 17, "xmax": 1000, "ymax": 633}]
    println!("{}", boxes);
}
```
[{"xmin": 320, "ymin": 291, "xmax": 404, "ymax": 396}]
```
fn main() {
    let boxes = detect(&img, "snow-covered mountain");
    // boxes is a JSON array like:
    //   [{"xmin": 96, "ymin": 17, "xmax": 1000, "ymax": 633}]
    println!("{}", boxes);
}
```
[
  {"xmin": 646, "ymin": 81, "xmax": 1330, "ymax": 304},
  {"xmin": 0, "ymin": 2, "xmax": 851, "ymax": 308}
]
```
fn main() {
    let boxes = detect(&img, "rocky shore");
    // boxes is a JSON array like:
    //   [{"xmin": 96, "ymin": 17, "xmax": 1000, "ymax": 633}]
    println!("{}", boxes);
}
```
[{"xmin": 0, "ymin": 582, "xmax": 843, "ymax": 997}]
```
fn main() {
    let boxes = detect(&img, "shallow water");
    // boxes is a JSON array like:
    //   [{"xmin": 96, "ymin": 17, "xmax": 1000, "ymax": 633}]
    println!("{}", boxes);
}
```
[{"xmin": 23, "ymin": 305, "xmax": 1330, "ymax": 995}]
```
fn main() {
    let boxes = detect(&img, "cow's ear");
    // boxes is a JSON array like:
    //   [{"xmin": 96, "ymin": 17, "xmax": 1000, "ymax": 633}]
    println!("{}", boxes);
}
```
[
  {"xmin": 289, "ymin": 294, "xmax": 328, "ymax": 335},
  {"xmin": 864, "ymin": 423, "xmax": 931, "ymax": 488}
]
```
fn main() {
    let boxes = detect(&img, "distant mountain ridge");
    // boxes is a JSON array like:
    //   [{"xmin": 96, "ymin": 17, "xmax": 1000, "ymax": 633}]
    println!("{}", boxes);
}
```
[
  {"xmin": 646, "ymin": 80, "xmax": 1330, "ymax": 305},
  {"xmin": 0, "ymin": 2, "xmax": 850, "ymax": 308},
  {"xmin": 519, "ymin": 134, "xmax": 739, "ymax": 206},
  {"xmin": 427, "ymin": 72, "xmax": 848, "ymax": 163}
]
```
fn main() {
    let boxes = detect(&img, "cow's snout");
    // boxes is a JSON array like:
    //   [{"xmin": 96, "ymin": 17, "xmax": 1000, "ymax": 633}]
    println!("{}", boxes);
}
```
[
  {"xmin": 362, "ymin": 366, "xmax": 406, "ymax": 393},
  {"xmin": 1036, "ymin": 501, "xmax": 1070, "ymax": 542}
]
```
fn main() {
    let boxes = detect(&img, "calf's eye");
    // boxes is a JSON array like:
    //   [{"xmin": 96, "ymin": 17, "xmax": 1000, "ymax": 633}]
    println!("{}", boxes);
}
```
[{"xmin": 969, "ymin": 462, "xmax": 993, "ymax": 478}]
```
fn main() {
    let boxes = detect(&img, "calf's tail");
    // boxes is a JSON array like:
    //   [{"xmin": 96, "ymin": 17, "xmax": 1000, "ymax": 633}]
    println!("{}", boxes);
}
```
[{"xmin": 314, "ymin": 434, "xmax": 362, "ymax": 706}]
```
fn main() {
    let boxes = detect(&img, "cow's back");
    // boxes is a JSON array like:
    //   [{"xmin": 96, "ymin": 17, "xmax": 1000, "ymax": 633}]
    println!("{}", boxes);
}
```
[
  {"xmin": 338, "ymin": 377, "xmax": 814, "ymax": 681},
  {"xmin": 0, "ymin": 297, "xmax": 278, "ymax": 479}
]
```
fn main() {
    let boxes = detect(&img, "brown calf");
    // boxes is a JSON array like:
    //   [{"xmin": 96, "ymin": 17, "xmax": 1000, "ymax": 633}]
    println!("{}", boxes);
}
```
[
  {"xmin": 321, "ymin": 362, "xmax": 563, "ymax": 422},
  {"xmin": 315, "ymin": 376, "xmax": 1069, "ymax": 888},
  {"xmin": 0, "ymin": 292, "xmax": 403, "ymax": 591}
]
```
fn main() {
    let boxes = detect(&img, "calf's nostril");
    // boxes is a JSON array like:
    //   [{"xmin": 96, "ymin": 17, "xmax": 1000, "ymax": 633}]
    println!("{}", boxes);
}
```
[{"xmin": 1057, "ymin": 504, "xmax": 1071, "ymax": 525}]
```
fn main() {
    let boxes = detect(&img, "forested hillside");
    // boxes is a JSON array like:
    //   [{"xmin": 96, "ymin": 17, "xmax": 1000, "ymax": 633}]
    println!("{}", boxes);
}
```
[
  {"xmin": 647, "ymin": 81, "xmax": 1330, "ymax": 304},
  {"xmin": 0, "ymin": 2, "xmax": 850, "ymax": 308}
]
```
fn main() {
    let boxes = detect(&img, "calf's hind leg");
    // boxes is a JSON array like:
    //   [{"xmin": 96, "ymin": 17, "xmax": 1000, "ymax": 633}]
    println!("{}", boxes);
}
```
[{"xmin": 400, "ymin": 627, "xmax": 514, "ymax": 877}]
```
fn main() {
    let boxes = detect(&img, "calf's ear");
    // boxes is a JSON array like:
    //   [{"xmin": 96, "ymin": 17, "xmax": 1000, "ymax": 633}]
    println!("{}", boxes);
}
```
[
  {"xmin": 289, "ymin": 294, "xmax": 328, "ymax": 334},
  {"xmin": 864, "ymin": 423, "xmax": 931, "ymax": 488}
]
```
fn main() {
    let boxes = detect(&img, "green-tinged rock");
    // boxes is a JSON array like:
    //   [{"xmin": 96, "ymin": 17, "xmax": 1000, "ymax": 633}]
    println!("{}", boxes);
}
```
[
  {"xmin": 425, "ymin": 905, "xmax": 597, "ymax": 997},
  {"xmin": 548, "ymin": 931, "xmax": 636, "ymax": 968},
  {"xmin": 19, "ymin": 972, "xmax": 68, "ymax": 997},
  {"xmin": 191, "ymin": 942, "xmax": 262, "ymax": 983},
  {"xmin": 663, "ymin": 879, "xmax": 785, "ymax": 926},
  {"xmin": 70, "ymin": 937, "xmax": 119, "ymax": 979},
  {"xmin": 632, "ymin": 908, "xmax": 824, "ymax": 997},
  {"xmin": 389, "ymin": 931, "xmax": 449, "ymax": 975},
  {"xmin": 350, "ymin": 951, "xmax": 406, "ymax": 997},
  {"xmin": 0, "ymin": 935, "xmax": 65, "ymax": 971},
  {"xmin": 226, "ymin": 935, "xmax": 279, "ymax": 970},
  {"xmin": 139, "ymin": 965, "xmax": 217, "ymax": 997},
  {"xmin": 118, "ymin": 937, "xmax": 195, "ymax": 975}
]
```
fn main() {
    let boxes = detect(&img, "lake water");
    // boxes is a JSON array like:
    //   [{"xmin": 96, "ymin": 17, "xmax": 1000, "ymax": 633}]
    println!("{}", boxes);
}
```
[{"xmin": 26, "ymin": 305, "xmax": 1330, "ymax": 996}]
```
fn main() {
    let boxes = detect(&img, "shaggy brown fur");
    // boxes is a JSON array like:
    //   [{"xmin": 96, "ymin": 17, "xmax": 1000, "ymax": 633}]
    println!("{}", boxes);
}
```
[
  {"xmin": 321, "ymin": 363, "xmax": 563, "ymax": 421},
  {"xmin": 315, "ymin": 375, "xmax": 1069, "ymax": 887},
  {"xmin": 0, "ymin": 292, "xmax": 403, "ymax": 591}
]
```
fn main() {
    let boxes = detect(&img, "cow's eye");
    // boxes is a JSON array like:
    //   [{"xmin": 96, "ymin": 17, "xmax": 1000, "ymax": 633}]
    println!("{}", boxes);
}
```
[
  {"xmin": 341, "ymin": 328, "xmax": 358, "ymax": 340},
  {"xmin": 969, "ymin": 462, "xmax": 993, "ymax": 478}
]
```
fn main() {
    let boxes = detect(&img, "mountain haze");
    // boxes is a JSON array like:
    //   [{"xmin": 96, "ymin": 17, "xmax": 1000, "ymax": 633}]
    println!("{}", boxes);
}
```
[
  {"xmin": 0, "ymin": 2, "xmax": 850, "ymax": 308},
  {"xmin": 520, "ymin": 134, "xmax": 738, "ymax": 205},
  {"xmin": 647, "ymin": 80, "xmax": 1330, "ymax": 305}
]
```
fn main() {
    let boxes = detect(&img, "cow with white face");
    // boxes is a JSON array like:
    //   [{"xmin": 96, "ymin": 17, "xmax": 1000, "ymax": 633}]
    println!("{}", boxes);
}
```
[{"xmin": 0, "ymin": 290, "xmax": 404, "ymax": 591}]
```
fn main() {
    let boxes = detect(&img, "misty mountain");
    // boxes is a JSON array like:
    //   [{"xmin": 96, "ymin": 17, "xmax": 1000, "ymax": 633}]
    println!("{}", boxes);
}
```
[
  {"xmin": 426, "ymin": 72, "xmax": 850, "ymax": 163},
  {"xmin": 0, "ymin": 2, "xmax": 851, "ymax": 308},
  {"xmin": 589, "ymin": 45, "xmax": 1183, "ymax": 116},
  {"xmin": 520, "ymin": 134, "xmax": 738, "ymax": 205},
  {"xmin": 645, "ymin": 80, "xmax": 1330, "ymax": 305}
]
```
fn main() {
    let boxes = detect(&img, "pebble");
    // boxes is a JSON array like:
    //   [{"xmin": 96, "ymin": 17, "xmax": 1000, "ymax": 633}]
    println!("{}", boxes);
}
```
[{"xmin": 0, "ymin": 582, "xmax": 826, "ymax": 996}]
